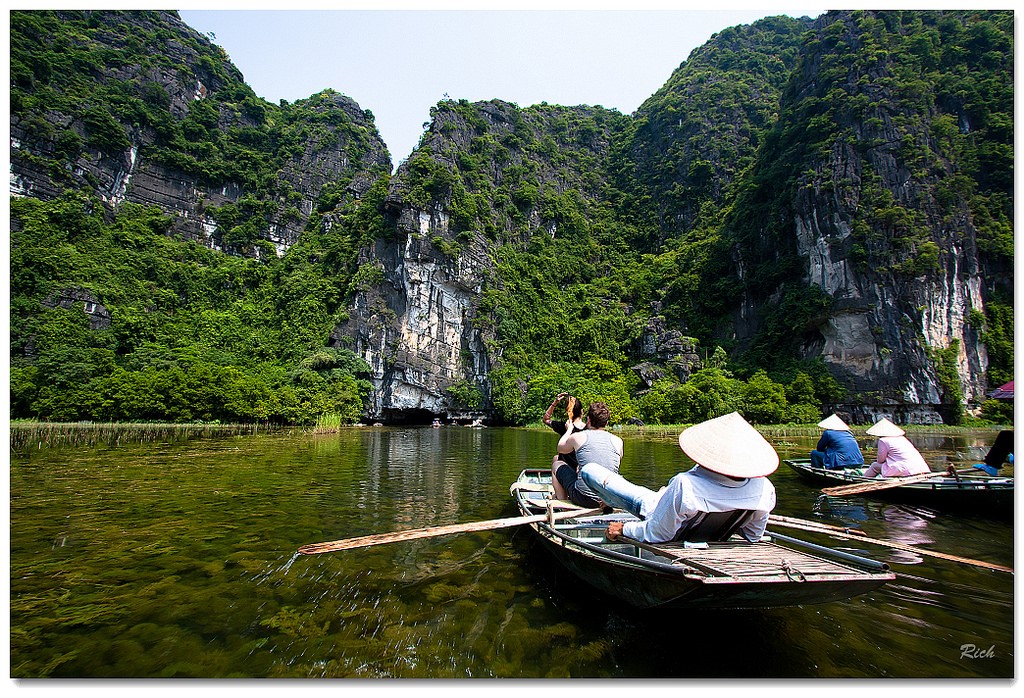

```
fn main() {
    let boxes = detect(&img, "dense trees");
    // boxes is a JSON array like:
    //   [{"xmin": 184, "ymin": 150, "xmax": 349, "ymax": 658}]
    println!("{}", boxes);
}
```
[
  {"xmin": 7, "ymin": 189, "xmax": 845, "ymax": 426},
  {"xmin": 8, "ymin": 10, "xmax": 1014, "ymax": 427},
  {"xmin": 10, "ymin": 195, "xmax": 371, "ymax": 424}
]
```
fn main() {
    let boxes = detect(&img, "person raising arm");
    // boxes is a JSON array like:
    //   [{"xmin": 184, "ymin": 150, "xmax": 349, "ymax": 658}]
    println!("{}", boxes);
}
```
[{"xmin": 553, "ymin": 402, "xmax": 622, "ymax": 508}]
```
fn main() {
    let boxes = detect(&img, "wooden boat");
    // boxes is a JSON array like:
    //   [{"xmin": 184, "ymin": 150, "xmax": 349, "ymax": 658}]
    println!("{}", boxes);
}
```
[
  {"xmin": 784, "ymin": 459, "xmax": 1014, "ymax": 521},
  {"xmin": 511, "ymin": 468, "xmax": 894, "ymax": 610}
]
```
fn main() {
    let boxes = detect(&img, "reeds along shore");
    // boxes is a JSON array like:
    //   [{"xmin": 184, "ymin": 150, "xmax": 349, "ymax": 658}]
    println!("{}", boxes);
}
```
[
  {"xmin": 12, "ymin": 419, "xmax": 1007, "ymax": 452},
  {"xmin": 9, "ymin": 421, "xmax": 262, "ymax": 451},
  {"xmin": 312, "ymin": 413, "xmax": 343, "ymax": 434}
]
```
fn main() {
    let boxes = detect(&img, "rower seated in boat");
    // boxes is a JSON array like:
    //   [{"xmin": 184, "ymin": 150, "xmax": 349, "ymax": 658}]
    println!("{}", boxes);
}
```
[
  {"xmin": 580, "ymin": 412, "xmax": 777, "ymax": 545},
  {"xmin": 862, "ymin": 418, "xmax": 930, "ymax": 478},
  {"xmin": 810, "ymin": 414, "xmax": 864, "ymax": 470},
  {"xmin": 973, "ymin": 429, "xmax": 1013, "ymax": 476}
]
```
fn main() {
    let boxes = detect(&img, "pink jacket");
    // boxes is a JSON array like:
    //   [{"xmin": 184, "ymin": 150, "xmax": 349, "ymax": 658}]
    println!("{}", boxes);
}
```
[{"xmin": 872, "ymin": 436, "xmax": 930, "ymax": 476}]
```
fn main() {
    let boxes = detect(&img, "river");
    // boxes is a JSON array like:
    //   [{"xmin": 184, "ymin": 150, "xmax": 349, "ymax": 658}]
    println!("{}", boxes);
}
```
[{"xmin": 8, "ymin": 426, "xmax": 1014, "ymax": 678}]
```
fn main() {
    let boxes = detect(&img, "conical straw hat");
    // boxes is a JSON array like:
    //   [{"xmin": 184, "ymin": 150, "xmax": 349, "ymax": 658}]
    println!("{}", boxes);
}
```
[
  {"xmin": 817, "ymin": 414, "xmax": 851, "ymax": 432},
  {"xmin": 678, "ymin": 412, "xmax": 779, "ymax": 478},
  {"xmin": 866, "ymin": 417, "xmax": 905, "ymax": 437}
]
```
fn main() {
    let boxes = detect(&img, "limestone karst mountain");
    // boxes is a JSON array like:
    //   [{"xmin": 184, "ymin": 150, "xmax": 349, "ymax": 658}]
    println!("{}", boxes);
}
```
[{"xmin": 9, "ymin": 9, "xmax": 1013, "ymax": 425}]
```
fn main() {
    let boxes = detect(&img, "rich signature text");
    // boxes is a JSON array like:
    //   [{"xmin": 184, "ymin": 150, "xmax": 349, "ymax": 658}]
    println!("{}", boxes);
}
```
[{"xmin": 960, "ymin": 644, "xmax": 995, "ymax": 659}]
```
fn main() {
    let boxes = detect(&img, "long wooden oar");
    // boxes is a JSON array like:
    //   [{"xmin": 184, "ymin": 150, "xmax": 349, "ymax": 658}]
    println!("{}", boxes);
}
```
[
  {"xmin": 821, "ymin": 468, "xmax": 975, "ymax": 496},
  {"xmin": 298, "ymin": 506, "xmax": 605, "ymax": 555},
  {"xmin": 769, "ymin": 514, "xmax": 867, "ymax": 537},
  {"xmin": 767, "ymin": 517, "xmax": 1012, "ymax": 574}
]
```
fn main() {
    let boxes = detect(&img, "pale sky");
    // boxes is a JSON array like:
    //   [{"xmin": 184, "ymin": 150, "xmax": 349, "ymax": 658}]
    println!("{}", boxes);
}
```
[{"xmin": 177, "ymin": 3, "xmax": 832, "ymax": 168}]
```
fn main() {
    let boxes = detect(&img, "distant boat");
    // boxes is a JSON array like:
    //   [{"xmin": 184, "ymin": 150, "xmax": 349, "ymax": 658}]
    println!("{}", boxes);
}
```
[
  {"xmin": 784, "ymin": 459, "xmax": 1014, "ymax": 521},
  {"xmin": 512, "ymin": 468, "xmax": 893, "ymax": 610}
]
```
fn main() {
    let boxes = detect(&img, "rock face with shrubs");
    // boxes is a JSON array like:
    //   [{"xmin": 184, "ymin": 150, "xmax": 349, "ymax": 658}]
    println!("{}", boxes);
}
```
[{"xmin": 9, "ymin": 10, "xmax": 1013, "ymax": 426}]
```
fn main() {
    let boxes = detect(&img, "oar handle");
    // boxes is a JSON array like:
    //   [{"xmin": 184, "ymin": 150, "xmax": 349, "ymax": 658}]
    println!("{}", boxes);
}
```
[{"xmin": 767, "ymin": 517, "xmax": 1013, "ymax": 574}]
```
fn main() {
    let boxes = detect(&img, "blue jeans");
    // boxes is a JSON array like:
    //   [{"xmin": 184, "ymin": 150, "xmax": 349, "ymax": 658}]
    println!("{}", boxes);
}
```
[{"xmin": 579, "ymin": 464, "xmax": 659, "ymax": 518}]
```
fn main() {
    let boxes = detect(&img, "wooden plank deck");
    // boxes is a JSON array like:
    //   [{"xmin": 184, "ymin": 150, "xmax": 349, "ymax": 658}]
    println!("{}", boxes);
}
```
[{"xmin": 649, "ymin": 539, "xmax": 866, "ymax": 580}]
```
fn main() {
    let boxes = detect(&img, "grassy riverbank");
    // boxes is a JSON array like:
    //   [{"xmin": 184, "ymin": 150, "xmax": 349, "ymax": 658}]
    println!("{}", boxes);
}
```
[
  {"xmin": 9, "ymin": 420, "xmax": 268, "ymax": 451},
  {"xmin": 13, "ymin": 419, "xmax": 1007, "ymax": 452}
]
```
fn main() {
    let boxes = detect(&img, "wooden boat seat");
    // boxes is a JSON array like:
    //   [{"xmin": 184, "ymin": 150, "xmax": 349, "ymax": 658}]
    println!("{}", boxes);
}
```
[{"xmin": 672, "ymin": 509, "xmax": 755, "ymax": 543}]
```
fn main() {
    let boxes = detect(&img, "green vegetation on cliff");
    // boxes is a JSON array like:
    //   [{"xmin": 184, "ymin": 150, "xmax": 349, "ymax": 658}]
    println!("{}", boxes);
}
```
[
  {"xmin": 8, "ymin": 10, "xmax": 1014, "ymax": 427},
  {"xmin": 9, "ymin": 193, "xmax": 374, "ymax": 424},
  {"xmin": 10, "ymin": 9, "xmax": 394, "ymax": 424},
  {"xmin": 709, "ymin": 10, "xmax": 1013, "ymax": 420},
  {"xmin": 10, "ymin": 10, "xmax": 389, "ymax": 255}
]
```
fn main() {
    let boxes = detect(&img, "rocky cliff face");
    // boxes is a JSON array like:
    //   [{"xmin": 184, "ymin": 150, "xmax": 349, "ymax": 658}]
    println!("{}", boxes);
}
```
[
  {"xmin": 718, "ymin": 10, "xmax": 1011, "ymax": 420},
  {"xmin": 791, "ymin": 177, "xmax": 988, "ymax": 423},
  {"xmin": 9, "ymin": 10, "xmax": 390, "ymax": 257},
  {"xmin": 333, "ymin": 234, "xmax": 493, "ymax": 422},
  {"xmin": 333, "ymin": 99, "xmax": 626, "ymax": 421}
]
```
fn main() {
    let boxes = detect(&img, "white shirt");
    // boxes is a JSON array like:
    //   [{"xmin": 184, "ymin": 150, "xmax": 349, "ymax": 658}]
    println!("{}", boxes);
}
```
[{"xmin": 622, "ymin": 466, "xmax": 776, "ymax": 544}]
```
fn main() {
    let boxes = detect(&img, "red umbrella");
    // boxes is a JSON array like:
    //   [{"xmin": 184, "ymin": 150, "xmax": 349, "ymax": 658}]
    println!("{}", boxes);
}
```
[{"xmin": 987, "ymin": 380, "xmax": 1014, "ymax": 400}]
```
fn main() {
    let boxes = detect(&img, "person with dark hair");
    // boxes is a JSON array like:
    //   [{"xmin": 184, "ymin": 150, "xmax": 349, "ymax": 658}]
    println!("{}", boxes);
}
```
[
  {"xmin": 542, "ymin": 393, "xmax": 587, "ymax": 496},
  {"xmin": 553, "ymin": 401, "xmax": 623, "ymax": 507}
]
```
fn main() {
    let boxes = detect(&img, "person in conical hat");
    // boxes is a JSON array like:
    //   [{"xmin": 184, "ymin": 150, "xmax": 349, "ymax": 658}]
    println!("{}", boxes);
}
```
[
  {"xmin": 810, "ymin": 413, "xmax": 865, "ymax": 471},
  {"xmin": 862, "ymin": 417, "xmax": 930, "ymax": 478},
  {"xmin": 819, "ymin": 414, "xmax": 851, "ymax": 431},
  {"xmin": 579, "ymin": 412, "xmax": 778, "ymax": 545},
  {"xmin": 865, "ymin": 417, "xmax": 905, "ymax": 437}
]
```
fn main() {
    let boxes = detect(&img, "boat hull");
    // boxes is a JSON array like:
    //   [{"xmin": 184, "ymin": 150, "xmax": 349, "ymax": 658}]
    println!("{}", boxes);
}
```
[
  {"xmin": 529, "ymin": 528, "xmax": 890, "ymax": 610},
  {"xmin": 784, "ymin": 459, "xmax": 1014, "ymax": 521},
  {"xmin": 513, "ymin": 469, "xmax": 893, "ymax": 610}
]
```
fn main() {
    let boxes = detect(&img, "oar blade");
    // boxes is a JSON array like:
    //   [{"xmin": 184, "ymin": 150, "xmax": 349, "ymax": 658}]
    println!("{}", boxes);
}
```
[{"xmin": 822, "ymin": 470, "xmax": 946, "ymax": 496}]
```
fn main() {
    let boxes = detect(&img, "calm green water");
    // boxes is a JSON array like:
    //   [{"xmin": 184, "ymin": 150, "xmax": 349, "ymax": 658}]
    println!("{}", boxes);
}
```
[{"xmin": 9, "ymin": 426, "xmax": 1014, "ymax": 678}]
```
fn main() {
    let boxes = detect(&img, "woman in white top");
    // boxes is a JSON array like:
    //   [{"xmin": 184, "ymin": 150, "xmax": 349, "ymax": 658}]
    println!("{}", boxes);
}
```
[{"xmin": 862, "ymin": 418, "xmax": 930, "ymax": 477}]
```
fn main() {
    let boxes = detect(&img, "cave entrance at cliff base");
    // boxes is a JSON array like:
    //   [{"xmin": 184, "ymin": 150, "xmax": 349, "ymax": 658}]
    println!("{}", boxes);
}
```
[{"xmin": 379, "ymin": 408, "xmax": 441, "ymax": 426}]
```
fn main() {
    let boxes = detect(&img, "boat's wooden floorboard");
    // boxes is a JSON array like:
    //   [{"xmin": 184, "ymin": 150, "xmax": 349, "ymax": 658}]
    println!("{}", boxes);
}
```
[{"xmin": 649, "ymin": 540, "xmax": 862, "ymax": 578}]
